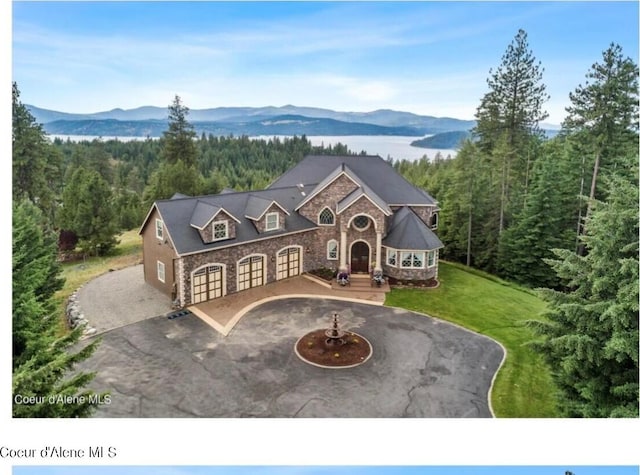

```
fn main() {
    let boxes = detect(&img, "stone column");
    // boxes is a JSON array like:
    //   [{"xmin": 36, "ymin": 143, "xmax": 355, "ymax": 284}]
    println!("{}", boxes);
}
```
[
  {"xmin": 375, "ymin": 232, "xmax": 382, "ymax": 271},
  {"xmin": 340, "ymin": 230, "xmax": 348, "ymax": 271}
]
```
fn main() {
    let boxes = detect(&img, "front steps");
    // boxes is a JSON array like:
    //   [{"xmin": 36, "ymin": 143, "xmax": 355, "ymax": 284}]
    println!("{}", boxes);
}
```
[{"xmin": 330, "ymin": 273, "xmax": 391, "ymax": 294}]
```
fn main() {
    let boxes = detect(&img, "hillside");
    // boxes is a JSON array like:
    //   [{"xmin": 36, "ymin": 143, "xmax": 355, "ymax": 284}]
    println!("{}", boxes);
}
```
[
  {"xmin": 411, "ymin": 130, "xmax": 471, "ymax": 149},
  {"xmin": 29, "ymin": 104, "xmax": 476, "ymax": 137},
  {"xmin": 42, "ymin": 115, "xmax": 426, "ymax": 137}
]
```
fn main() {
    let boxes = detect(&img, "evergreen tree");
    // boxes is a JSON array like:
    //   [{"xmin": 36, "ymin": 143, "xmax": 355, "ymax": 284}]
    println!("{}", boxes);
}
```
[
  {"xmin": 12, "ymin": 82, "xmax": 60, "ymax": 220},
  {"xmin": 161, "ymin": 94, "xmax": 198, "ymax": 167},
  {"xmin": 142, "ymin": 160, "xmax": 204, "ymax": 208},
  {"xmin": 563, "ymin": 43, "xmax": 639, "ymax": 248},
  {"xmin": 474, "ymin": 29, "xmax": 549, "ymax": 235},
  {"xmin": 530, "ymin": 156, "xmax": 639, "ymax": 416},
  {"xmin": 58, "ymin": 167, "xmax": 119, "ymax": 256},
  {"xmin": 497, "ymin": 139, "xmax": 577, "ymax": 287},
  {"xmin": 437, "ymin": 140, "xmax": 491, "ymax": 267},
  {"xmin": 13, "ymin": 200, "xmax": 103, "ymax": 417}
]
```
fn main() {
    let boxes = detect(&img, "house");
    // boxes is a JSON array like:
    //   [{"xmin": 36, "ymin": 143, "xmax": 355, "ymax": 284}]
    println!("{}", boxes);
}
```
[{"xmin": 139, "ymin": 155, "xmax": 443, "ymax": 307}]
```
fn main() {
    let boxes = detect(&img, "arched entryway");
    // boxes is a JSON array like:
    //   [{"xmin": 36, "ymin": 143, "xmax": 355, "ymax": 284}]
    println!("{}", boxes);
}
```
[{"xmin": 350, "ymin": 241, "xmax": 370, "ymax": 273}]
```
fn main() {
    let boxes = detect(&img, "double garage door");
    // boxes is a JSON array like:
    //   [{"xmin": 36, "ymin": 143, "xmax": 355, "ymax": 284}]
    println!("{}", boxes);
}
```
[
  {"xmin": 276, "ymin": 247, "xmax": 301, "ymax": 280},
  {"xmin": 192, "ymin": 247, "xmax": 302, "ymax": 303},
  {"xmin": 192, "ymin": 265, "xmax": 224, "ymax": 304}
]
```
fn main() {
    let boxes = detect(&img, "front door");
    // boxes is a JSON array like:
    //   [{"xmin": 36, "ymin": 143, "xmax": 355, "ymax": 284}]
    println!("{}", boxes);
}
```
[{"xmin": 350, "ymin": 241, "xmax": 370, "ymax": 273}]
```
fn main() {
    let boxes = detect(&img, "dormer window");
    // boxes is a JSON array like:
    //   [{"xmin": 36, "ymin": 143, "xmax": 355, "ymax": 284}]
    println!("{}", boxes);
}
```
[
  {"xmin": 265, "ymin": 212, "xmax": 279, "ymax": 231},
  {"xmin": 319, "ymin": 207, "xmax": 335, "ymax": 225},
  {"xmin": 212, "ymin": 220, "xmax": 229, "ymax": 240}
]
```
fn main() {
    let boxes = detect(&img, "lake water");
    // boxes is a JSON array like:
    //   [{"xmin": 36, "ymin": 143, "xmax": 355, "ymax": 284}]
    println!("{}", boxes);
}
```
[{"xmin": 48, "ymin": 134, "xmax": 457, "ymax": 161}]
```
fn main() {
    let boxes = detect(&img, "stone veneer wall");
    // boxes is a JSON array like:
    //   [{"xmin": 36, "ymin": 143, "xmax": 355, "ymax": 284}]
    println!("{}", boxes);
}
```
[
  {"xmin": 382, "ymin": 247, "xmax": 438, "ymax": 281},
  {"xmin": 198, "ymin": 209, "xmax": 238, "ymax": 243},
  {"xmin": 298, "ymin": 174, "xmax": 358, "ymax": 224},
  {"xmin": 178, "ymin": 230, "xmax": 317, "ymax": 306},
  {"xmin": 252, "ymin": 204, "xmax": 287, "ymax": 234},
  {"xmin": 408, "ymin": 205, "xmax": 438, "ymax": 229}
]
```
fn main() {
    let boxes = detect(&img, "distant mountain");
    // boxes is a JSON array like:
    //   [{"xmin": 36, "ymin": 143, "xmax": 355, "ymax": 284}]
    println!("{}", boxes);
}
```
[
  {"xmin": 411, "ymin": 131, "xmax": 471, "ymax": 149},
  {"xmin": 42, "ymin": 115, "xmax": 426, "ymax": 137},
  {"xmin": 29, "ymin": 104, "xmax": 477, "ymax": 137}
]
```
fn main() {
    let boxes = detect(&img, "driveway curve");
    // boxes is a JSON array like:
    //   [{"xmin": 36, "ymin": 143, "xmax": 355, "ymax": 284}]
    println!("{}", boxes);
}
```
[{"xmin": 79, "ymin": 297, "xmax": 504, "ymax": 418}]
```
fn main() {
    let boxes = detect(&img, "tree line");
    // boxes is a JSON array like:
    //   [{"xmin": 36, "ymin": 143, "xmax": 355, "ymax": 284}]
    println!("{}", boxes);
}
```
[
  {"xmin": 12, "ymin": 29, "xmax": 638, "ymax": 417},
  {"xmin": 393, "ymin": 32, "xmax": 638, "ymax": 417},
  {"xmin": 11, "ymin": 87, "xmax": 358, "ymax": 416}
]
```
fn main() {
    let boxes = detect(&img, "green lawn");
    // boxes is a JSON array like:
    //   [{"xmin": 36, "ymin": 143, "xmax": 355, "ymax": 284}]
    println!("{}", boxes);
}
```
[
  {"xmin": 385, "ymin": 260, "xmax": 559, "ymax": 417},
  {"xmin": 56, "ymin": 229, "xmax": 143, "ymax": 304}
]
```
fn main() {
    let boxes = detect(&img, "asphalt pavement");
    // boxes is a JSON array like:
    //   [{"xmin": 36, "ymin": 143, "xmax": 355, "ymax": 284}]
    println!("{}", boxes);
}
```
[{"xmin": 79, "ymin": 297, "xmax": 504, "ymax": 418}]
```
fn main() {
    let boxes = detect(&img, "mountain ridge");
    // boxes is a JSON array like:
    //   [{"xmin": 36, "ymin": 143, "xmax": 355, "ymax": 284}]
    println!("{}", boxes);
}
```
[
  {"xmin": 28, "ymin": 104, "xmax": 477, "ymax": 137},
  {"xmin": 27, "ymin": 104, "xmax": 560, "ymax": 138}
]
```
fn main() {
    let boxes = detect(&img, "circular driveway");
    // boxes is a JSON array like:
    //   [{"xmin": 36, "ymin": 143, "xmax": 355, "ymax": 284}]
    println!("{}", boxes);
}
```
[{"xmin": 80, "ymin": 298, "xmax": 504, "ymax": 418}]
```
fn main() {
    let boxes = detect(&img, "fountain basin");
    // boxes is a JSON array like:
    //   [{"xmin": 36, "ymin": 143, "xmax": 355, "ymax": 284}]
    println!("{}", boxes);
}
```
[{"xmin": 294, "ymin": 330, "xmax": 373, "ymax": 369}]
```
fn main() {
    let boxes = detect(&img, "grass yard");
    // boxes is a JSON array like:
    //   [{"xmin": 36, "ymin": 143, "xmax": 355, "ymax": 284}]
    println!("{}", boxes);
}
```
[
  {"xmin": 385, "ymin": 260, "xmax": 559, "ymax": 418},
  {"xmin": 55, "ymin": 229, "xmax": 143, "ymax": 305}
]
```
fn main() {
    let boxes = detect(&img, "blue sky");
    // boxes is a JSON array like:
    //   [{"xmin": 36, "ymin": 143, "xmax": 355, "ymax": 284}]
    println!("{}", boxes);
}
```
[
  {"xmin": 11, "ymin": 467, "xmax": 640, "ymax": 475},
  {"xmin": 11, "ymin": 2, "xmax": 639, "ymax": 124}
]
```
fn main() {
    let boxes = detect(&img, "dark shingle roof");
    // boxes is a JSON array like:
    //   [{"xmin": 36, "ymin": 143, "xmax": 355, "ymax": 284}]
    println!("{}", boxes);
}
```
[
  {"xmin": 383, "ymin": 206, "xmax": 444, "ymax": 250},
  {"xmin": 244, "ymin": 194, "xmax": 276, "ymax": 220},
  {"xmin": 270, "ymin": 155, "xmax": 436, "ymax": 206},
  {"xmin": 190, "ymin": 200, "xmax": 222, "ymax": 229},
  {"xmin": 155, "ymin": 186, "xmax": 316, "ymax": 255}
]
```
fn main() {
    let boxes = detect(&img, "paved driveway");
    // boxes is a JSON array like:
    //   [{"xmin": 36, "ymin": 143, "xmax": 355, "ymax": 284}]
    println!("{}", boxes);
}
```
[
  {"xmin": 80, "ymin": 298, "xmax": 504, "ymax": 418},
  {"xmin": 77, "ymin": 265, "xmax": 171, "ymax": 334}
]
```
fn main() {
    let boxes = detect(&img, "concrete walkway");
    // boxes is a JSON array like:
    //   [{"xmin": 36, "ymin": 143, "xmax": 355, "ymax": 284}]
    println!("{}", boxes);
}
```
[
  {"xmin": 77, "ymin": 265, "xmax": 386, "ymax": 337},
  {"xmin": 189, "ymin": 274, "xmax": 386, "ymax": 336}
]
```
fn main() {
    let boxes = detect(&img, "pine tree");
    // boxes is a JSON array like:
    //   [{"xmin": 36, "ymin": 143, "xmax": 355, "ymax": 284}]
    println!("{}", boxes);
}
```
[
  {"xmin": 13, "ymin": 200, "xmax": 104, "ymax": 417},
  {"xmin": 142, "ymin": 160, "xmax": 204, "ymax": 208},
  {"xmin": 161, "ymin": 94, "xmax": 198, "ymax": 167},
  {"xmin": 474, "ymin": 29, "xmax": 549, "ymax": 236},
  {"xmin": 12, "ymin": 82, "xmax": 60, "ymax": 221},
  {"xmin": 563, "ymin": 44, "xmax": 639, "ymax": 249},
  {"xmin": 437, "ymin": 140, "xmax": 494, "ymax": 268},
  {"xmin": 530, "ymin": 155, "xmax": 639, "ymax": 416},
  {"xmin": 58, "ymin": 167, "xmax": 119, "ymax": 256},
  {"xmin": 498, "ymin": 139, "xmax": 577, "ymax": 287},
  {"xmin": 142, "ymin": 95, "xmax": 203, "ymax": 205}
]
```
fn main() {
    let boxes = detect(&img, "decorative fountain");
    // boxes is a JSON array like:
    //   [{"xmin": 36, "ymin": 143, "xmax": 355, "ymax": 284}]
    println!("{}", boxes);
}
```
[
  {"xmin": 325, "ymin": 312, "xmax": 346, "ymax": 346},
  {"xmin": 294, "ymin": 312, "xmax": 372, "ymax": 368}
]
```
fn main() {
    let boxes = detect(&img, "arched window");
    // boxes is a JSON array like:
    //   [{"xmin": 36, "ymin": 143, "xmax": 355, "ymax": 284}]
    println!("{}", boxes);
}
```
[
  {"xmin": 319, "ymin": 207, "xmax": 335, "ymax": 225},
  {"xmin": 327, "ymin": 240, "xmax": 338, "ymax": 260}
]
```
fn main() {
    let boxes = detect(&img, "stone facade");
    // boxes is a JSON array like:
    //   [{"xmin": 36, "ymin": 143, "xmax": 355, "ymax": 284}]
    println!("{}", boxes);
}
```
[
  {"xmin": 382, "ymin": 247, "xmax": 439, "ymax": 281},
  {"xmin": 178, "ymin": 230, "xmax": 316, "ymax": 306},
  {"xmin": 197, "ymin": 209, "xmax": 238, "ymax": 243},
  {"xmin": 298, "ymin": 173, "xmax": 358, "ymax": 223},
  {"xmin": 408, "ymin": 205, "xmax": 439, "ymax": 229},
  {"xmin": 251, "ymin": 203, "xmax": 287, "ymax": 234},
  {"xmin": 143, "ymin": 164, "xmax": 442, "ymax": 306}
]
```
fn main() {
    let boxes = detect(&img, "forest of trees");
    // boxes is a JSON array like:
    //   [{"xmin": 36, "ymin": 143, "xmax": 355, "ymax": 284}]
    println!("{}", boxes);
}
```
[
  {"xmin": 11, "ymin": 29, "xmax": 638, "ymax": 417},
  {"xmin": 393, "ymin": 34, "xmax": 638, "ymax": 417}
]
